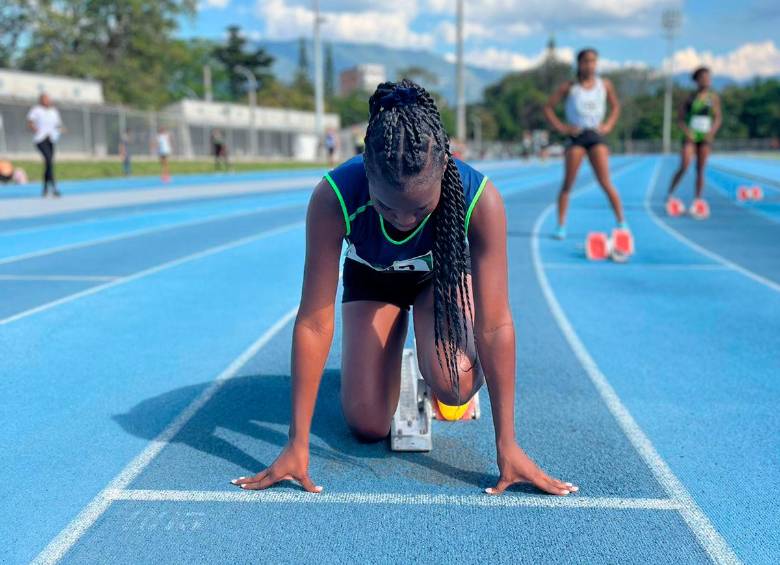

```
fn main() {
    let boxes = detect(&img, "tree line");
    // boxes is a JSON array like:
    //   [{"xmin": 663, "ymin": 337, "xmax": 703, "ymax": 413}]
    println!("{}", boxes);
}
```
[{"xmin": 2, "ymin": 1, "xmax": 776, "ymax": 141}]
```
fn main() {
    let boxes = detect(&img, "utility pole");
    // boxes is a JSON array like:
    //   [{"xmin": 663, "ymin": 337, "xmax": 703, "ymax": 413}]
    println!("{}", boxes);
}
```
[
  {"xmin": 203, "ymin": 65, "xmax": 213, "ymax": 102},
  {"xmin": 234, "ymin": 65, "xmax": 258, "ymax": 157},
  {"xmin": 662, "ymin": 9, "xmax": 681, "ymax": 154},
  {"xmin": 455, "ymin": 0, "xmax": 466, "ymax": 142},
  {"xmin": 313, "ymin": 0, "xmax": 325, "ymax": 149}
]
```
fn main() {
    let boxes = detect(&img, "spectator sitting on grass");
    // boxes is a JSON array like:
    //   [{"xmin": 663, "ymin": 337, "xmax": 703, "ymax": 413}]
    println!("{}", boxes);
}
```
[{"xmin": 0, "ymin": 159, "xmax": 29, "ymax": 185}]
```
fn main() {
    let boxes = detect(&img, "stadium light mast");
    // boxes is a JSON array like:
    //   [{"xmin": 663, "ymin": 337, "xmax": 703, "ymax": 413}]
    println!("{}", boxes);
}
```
[
  {"xmin": 662, "ymin": 9, "xmax": 681, "ymax": 154},
  {"xmin": 456, "ymin": 0, "xmax": 466, "ymax": 142},
  {"xmin": 234, "ymin": 65, "xmax": 258, "ymax": 157},
  {"xmin": 313, "ymin": 0, "xmax": 325, "ymax": 148}
]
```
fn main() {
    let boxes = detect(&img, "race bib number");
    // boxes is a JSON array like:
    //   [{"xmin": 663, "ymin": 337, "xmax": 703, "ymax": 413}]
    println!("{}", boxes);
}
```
[{"xmin": 689, "ymin": 115, "xmax": 712, "ymax": 134}]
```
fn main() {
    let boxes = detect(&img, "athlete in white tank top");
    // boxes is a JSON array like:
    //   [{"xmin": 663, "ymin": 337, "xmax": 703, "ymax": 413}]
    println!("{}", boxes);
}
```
[
  {"xmin": 543, "ymin": 48, "xmax": 626, "ymax": 239},
  {"xmin": 565, "ymin": 77, "xmax": 607, "ymax": 130}
]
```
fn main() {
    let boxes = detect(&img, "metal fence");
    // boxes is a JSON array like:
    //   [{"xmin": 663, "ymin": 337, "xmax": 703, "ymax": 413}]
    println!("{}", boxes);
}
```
[
  {"xmin": 2, "ymin": 97, "xmax": 776, "ymax": 161},
  {"xmin": 0, "ymin": 99, "xmax": 298, "ymax": 160}
]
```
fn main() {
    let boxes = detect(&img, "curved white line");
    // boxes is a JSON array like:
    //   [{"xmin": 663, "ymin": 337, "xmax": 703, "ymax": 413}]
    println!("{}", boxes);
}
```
[{"xmin": 531, "ymin": 158, "xmax": 740, "ymax": 565}]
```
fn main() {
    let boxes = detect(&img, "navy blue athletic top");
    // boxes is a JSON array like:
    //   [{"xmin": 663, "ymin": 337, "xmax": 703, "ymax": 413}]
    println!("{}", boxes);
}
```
[{"xmin": 324, "ymin": 155, "xmax": 488, "ymax": 272}]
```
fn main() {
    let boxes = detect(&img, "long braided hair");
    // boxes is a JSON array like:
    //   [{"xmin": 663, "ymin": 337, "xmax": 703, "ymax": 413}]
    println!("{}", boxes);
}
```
[{"xmin": 364, "ymin": 79, "xmax": 472, "ymax": 402}]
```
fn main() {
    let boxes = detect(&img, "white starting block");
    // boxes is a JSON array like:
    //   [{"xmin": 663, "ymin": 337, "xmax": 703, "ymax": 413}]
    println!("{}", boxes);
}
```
[{"xmin": 390, "ymin": 348, "xmax": 433, "ymax": 452}]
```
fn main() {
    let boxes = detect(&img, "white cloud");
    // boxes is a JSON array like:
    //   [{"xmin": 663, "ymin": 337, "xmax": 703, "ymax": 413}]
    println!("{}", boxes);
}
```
[
  {"xmin": 666, "ymin": 40, "xmax": 780, "ymax": 80},
  {"xmin": 256, "ymin": 0, "xmax": 434, "ymax": 49},
  {"xmin": 434, "ymin": 0, "xmax": 681, "ymax": 40},
  {"xmin": 460, "ymin": 45, "xmax": 644, "ymax": 72},
  {"xmin": 201, "ymin": 0, "xmax": 230, "ymax": 8},
  {"xmin": 463, "ymin": 46, "xmax": 574, "ymax": 71}
]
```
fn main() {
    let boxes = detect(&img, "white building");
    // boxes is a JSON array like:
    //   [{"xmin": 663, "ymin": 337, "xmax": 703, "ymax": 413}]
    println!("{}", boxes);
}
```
[
  {"xmin": 340, "ymin": 64, "xmax": 386, "ymax": 96},
  {"xmin": 0, "ymin": 68, "xmax": 104, "ymax": 104},
  {"xmin": 164, "ymin": 99, "xmax": 341, "ymax": 161},
  {"xmin": 0, "ymin": 68, "xmax": 340, "ymax": 160}
]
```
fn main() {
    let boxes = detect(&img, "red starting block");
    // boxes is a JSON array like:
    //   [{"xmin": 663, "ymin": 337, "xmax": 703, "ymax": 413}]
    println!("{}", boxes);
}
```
[
  {"xmin": 690, "ymin": 198, "xmax": 710, "ymax": 220},
  {"xmin": 665, "ymin": 197, "xmax": 685, "ymax": 217},
  {"xmin": 737, "ymin": 186, "xmax": 751, "ymax": 201},
  {"xmin": 611, "ymin": 229, "xmax": 634, "ymax": 262},
  {"xmin": 585, "ymin": 232, "xmax": 610, "ymax": 261},
  {"xmin": 750, "ymin": 186, "xmax": 764, "ymax": 201}
]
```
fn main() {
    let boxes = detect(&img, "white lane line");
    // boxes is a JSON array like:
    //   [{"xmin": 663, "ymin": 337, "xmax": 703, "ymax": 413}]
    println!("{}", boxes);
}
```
[
  {"xmin": 109, "ymin": 489, "xmax": 681, "ymax": 511},
  {"xmin": 709, "ymin": 163, "xmax": 780, "ymax": 190},
  {"xmin": 30, "ymin": 307, "xmax": 299, "ymax": 565},
  {"xmin": 0, "ymin": 274, "xmax": 118, "ymax": 281},
  {"xmin": 542, "ymin": 263, "xmax": 727, "ymax": 271},
  {"xmin": 645, "ymin": 161, "xmax": 780, "ymax": 294},
  {"xmin": 532, "ymin": 157, "xmax": 741, "ymax": 565},
  {"xmin": 0, "ymin": 201, "xmax": 305, "ymax": 266},
  {"xmin": 0, "ymin": 221, "xmax": 304, "ymax": 326},
  {"xmin": 0, "ymin": 191, "xmax": 306, "ymax": 238},
  {"xmin": 0, "ymin": 175, "xmax": 319, "ymax": 220}
]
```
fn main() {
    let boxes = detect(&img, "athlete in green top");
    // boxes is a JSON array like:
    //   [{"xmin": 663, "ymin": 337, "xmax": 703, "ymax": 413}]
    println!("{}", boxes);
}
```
[{"xmin": 667, "ymin": 66, "xmax": 722, "ymax": 201}]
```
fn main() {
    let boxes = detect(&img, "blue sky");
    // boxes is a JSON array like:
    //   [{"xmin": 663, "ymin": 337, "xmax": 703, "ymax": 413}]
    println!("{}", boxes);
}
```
[{"xmin": 181, "ymin": 0, "xmax": 780, "ymax": 79}]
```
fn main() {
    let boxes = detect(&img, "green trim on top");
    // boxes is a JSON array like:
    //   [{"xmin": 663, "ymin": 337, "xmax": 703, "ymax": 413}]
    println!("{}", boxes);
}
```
[
  {"xmin": 324, "ymin": 173, "xmax": 351, "ymax": 236},
  {"xmin": 349, "ymin": 201, "xmax": 373, "ymax": 222},
  {"xmin": 465, "ymin": 176, "xmax": 489, "ymax": 234},
  {"xmin": 379, "ymin": 212, "xmax": 432, "ymax": 245}
]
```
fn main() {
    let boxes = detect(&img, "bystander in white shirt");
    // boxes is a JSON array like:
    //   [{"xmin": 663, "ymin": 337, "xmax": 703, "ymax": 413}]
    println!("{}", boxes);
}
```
[{"xmin": 27, "ymin": 104, "xmax": 63, "ymax": 144}]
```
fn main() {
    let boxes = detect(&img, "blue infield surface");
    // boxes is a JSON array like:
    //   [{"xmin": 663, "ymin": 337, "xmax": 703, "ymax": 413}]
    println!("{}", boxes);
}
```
[{"xmin": 1, "ymin": 155, "xmax": 778, "ymax": 564}]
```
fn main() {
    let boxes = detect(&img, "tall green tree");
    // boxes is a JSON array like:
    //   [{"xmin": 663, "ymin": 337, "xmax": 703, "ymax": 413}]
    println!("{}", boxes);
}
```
[
  {"xmin": 17, "ymin": 0, "xmax": 197, "ymax": 108},
  {"xmin": 0, "ymin": 0, "xmax": 30, "ymax": 67},
  {"xmin": 213, "ymin": 25, "xmax": 274, "ymax": 102},
  {"xmin": 324, "ymin": 42, "xmax": 335, "ymax": 99},
  {"xmin": 396, "ymin": 66, "xmax": 438, "ymax": 88},
  {"xmin": 293, "ymin": 37, "xmax": 313, "ymax": 95}
]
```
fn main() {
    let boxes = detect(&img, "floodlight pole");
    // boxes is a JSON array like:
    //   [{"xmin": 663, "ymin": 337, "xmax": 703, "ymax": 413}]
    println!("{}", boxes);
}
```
[
  {"xmin": 313, "ymin": 0, "xmax": 325, "ymax": 151},
  {"xmin": 662, "ymin": 9, "xmax": 681, "ymax": 154},
  {"xmin": 456, "ymin": 0, "xmax": 466, "ymax": 142}
]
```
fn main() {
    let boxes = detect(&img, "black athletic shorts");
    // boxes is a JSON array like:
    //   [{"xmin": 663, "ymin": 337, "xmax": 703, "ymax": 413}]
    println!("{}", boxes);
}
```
[
  {"xmin": 342, "ymin": 258, "xmax": 433, "ymax": 310},
  {"xmin": 567, "ymin": 129, "xmax": 606, "ymax": 150}
]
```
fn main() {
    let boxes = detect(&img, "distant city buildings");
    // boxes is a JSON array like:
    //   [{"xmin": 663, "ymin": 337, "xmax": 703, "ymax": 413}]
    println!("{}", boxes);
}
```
[{"xmin": 339, "ymin": 64, "xmax": 386, "ymax": 96}]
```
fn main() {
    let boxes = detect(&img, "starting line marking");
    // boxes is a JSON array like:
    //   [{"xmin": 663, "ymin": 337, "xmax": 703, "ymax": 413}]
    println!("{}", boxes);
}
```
[
  {"xmin": 109, "ymin": 488, "xmax": 681, "ymax": 511},
  {"xmin": 532, "ymin": 158, "xmax": 741, "ymax": 565}
]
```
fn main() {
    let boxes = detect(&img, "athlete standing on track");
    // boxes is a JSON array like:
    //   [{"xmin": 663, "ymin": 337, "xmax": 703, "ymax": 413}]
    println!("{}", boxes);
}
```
[
  {"xmin": 154, "ymin": 126, "xmax": 173, "ymax": 182},
  {"xmin": 231, "ymin": 80, "xmax": 578, "ymax": 497},
  {"xmin": 27, "ymin": 93, "xmax": 63, "ymax": 198},
  {"xmin": 667, "ymin": 67, "xmax": 722, "ymax": 206},
  {"xmin": 543, "ymin": 48, "xmax": 627, "ymax": 240}
]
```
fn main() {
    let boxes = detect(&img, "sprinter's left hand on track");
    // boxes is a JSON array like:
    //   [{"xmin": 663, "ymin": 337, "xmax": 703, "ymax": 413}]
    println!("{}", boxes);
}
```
[{"xmin": 485, "ymin": 442, "xmax": 578, "ymax": 496}]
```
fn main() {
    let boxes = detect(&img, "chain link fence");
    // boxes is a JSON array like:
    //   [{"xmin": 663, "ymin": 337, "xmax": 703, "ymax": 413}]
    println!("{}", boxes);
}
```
[{"xmin": 0, "ymin": 99, "xmax": 299, "ymax": 160}]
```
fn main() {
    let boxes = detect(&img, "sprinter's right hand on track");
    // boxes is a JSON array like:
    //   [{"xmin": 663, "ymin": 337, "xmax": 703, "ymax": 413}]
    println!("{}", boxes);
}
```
[{"xmin": 231, "ymin": 441, "xmax": 323, "ymax": 493}]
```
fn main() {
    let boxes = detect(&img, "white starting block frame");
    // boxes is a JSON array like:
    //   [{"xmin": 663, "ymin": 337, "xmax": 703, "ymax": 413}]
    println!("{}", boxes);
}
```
[{"xmin": 390, "ymin": 347, "xmax": 433, "ymax": 452}]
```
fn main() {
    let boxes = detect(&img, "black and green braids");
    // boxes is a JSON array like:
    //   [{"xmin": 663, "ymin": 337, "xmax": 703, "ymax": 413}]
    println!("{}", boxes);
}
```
[{"xmin": 364, "ymin": 79, "xmax": 473, "ymax": 402}]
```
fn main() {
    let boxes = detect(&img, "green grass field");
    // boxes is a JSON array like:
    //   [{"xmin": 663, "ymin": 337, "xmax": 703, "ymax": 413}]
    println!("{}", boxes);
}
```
[{"xmin": 13, "ymin": 159, "xmax": 328, "ymax": 182}]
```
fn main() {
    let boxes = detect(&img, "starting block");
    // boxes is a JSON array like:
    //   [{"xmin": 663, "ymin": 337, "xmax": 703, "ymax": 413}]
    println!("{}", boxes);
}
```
[
  {"xmin": 666, "ymin": 197, "xmax": 686, "ymax": 217},
  {"xmin": 585, "ymin": 232, "xmax": 610, "ymax": 261},
  {"xmin": 610, "ymin": 228, "xmax": 634, "ymax": 262},
  {"xmin": 690, "ymin": 198, "xmax": 710, "ymax": 220},
  {"xmin": 390, "ymin": 348, "xmax": 433, "ymax": 452},
  {"xmin": 737, "ymin": 185, "xmax": 763, "ymax": 201}
]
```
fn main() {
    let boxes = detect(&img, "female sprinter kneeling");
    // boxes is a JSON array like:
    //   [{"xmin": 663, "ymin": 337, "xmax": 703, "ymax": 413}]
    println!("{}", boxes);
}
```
[{"xmin": 231, "ymin": 81, "xmax": 577, "ymax": 497}]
